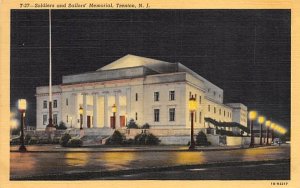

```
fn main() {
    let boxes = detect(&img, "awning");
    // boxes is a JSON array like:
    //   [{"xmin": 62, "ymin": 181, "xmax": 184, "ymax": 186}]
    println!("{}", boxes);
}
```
[{"xmin": 204, "ymin": 117, "xmax": 250, "ymax": 133}]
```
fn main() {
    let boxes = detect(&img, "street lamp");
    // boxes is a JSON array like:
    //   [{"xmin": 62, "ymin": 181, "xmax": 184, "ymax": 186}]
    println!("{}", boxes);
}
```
[
  {"xmin": 248, "ymin": 111, "xmax": 257, "ymax": 148},
  {"xmin": 265, "ymin": 120, "xmax": 271, "ymax": 145},
  {"xmin": 188, "ymin": 95, "xmax": 198, "ymax": 150},
  {"xmin": 112, "ymin": 104, "xmax": 117, "ymax": 129},
  {"xmin": 258, "ymin": 116, "xmax": 265, "ymax": 146},
  {"xmin": 18, "ymin": 99, "xmax": 27, "ymax": 152},
  {"xmin": 79, "ymin": 106, "xmax": 83, "ymax": 130}
]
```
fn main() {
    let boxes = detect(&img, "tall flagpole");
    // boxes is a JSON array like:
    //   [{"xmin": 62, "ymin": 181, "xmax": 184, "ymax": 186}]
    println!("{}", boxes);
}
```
[{"xmin": 47, "ymin": 9, "xmax": 54, "ymax": 129}]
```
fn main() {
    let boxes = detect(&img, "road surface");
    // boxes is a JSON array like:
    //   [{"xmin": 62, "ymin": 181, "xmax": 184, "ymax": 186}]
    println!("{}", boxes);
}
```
[{"xmin": 10, "ymin": 144, "xmax": 290, "ymax": 180}]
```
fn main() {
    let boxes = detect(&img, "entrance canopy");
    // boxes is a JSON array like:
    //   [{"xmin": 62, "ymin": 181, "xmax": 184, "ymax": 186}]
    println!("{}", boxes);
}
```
[{"xmin": 205, "ymin": 117, "xmax": 250, "ymax": 133}]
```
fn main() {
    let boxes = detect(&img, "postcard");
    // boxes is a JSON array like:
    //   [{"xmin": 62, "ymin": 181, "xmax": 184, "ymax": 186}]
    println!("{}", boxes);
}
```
[{"xmin": 0, "ymin": 0, "xmax": 299, "ymax": 187}]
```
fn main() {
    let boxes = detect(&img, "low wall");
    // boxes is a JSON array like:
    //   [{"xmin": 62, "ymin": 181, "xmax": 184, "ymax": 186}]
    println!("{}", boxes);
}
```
[
  {"xmin": 206, "ymin": 134, "xmax": 220, "ymax": 146},
  {"xmin": 24, "ymin": 130, "xmax": 67, "ymax": 138},
  {"xmin": 158, "ymin": 136, "xmax": 191, "ymax": 145},
  {"xmin": 226, "ymin": 136, "xmax": 250, "ymax": 146}
]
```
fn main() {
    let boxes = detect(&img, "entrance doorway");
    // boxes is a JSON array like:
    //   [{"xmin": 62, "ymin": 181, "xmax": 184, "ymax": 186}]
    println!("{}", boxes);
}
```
[
  {"xmin": 120, "ymin": 116, "xmax": 125, "ymax": 127},
  {"xmin": 87, "ymin": 115, "xmax": 91, "ymax": 128},
  {"xmin": 110, "ymin": 116, "xmax": 115, "ymax": 129},
  {"xmin": 110, "ymin": 116, "xmax": 126, "ymax": 129}
]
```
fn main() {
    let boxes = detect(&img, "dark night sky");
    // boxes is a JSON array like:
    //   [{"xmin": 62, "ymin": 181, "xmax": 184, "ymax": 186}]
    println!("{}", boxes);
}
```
[{"xmin": 10, "ymin": 10, "xmax": 290, "ymax": 130}]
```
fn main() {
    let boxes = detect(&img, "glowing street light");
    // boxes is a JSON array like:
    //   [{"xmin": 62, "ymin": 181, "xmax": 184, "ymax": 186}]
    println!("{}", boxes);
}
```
[
  {"xmin": 258, "ymin": 116, "xmax": 265, "ymax": 145},
  {"xmin": 17, "ymin": 99, "xmax": 27, "ymax": 152},
  {"xmin": 79, "ymin": 106, "xmax": 83, "ymax": 130},
  {"xmin": 112, "ymin": 104, "xmax": 117, "ymax": 129},
  {"xmin": 248, "ymin": 111, "xmax": 257, "ymax": 148},
  {"xmin": 265, "ymin": 120, "xmax": 271, "ymax": 145},
  {"xmin": 188, "ymin": 95, "xmax": 198, "ymax": 150}
]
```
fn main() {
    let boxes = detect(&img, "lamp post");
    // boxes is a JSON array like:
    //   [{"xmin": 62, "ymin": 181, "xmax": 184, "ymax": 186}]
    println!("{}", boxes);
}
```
[
  {"xmin": 188, "ymin": 95, "xmax": 198, "ymax": 150},
  {"xmin": 270, "ymin": 123, "xmax": 276, "ymax": 143},
  {"xmin": 112, "ymin": 104, "xmax": 117, "ymax": 129},
  {"xmin": 248, "ymin": 111, "xmax": 257, "ymax": 148},
  {"xmin": 79, "ymin": 106, "xmax": 83, "ymax": 130},
  {"xmin": 265, "ymin": 120, "xmax": 271, "ymax": 145},
  {"xmin": 258, "ymin": 116, "xmax": 265, "ymax": 146},
  {"xmin": 18, "ymin": 99, "xmax": 27, "ymax": 152}
]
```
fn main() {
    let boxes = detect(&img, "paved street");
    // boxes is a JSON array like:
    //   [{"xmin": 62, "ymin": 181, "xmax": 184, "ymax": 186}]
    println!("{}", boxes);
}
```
[
  {"xmin": 10, "ymin": 144, "xmax": 290, "ymax": 180},
  {"xmin": 99, "ymin": 161, "xmax": 290, "ymax": 180}
]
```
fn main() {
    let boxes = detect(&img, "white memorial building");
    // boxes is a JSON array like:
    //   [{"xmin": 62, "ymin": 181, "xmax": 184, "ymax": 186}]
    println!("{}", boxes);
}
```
[{"xmin": 36, "ymin": 54, "xmax": 248, "ymax": 134}]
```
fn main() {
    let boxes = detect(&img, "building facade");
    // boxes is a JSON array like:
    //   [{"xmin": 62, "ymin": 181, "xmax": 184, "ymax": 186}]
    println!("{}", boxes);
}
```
[{"xmin": 36, "ymin": 54, "xmax": 247, "ymax": 133}]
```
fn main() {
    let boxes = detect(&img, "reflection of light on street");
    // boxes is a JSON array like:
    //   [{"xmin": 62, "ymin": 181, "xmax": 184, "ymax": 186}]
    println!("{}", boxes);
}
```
[
  {"xmin": 101, "ymin": 152, "xmax": 136, "ymax": 170},
  {"xmin": 175, "ymin": 152, "xmax": 206, "ymax": 165},
  {"xmin": 10, "ymin": 153, "xmax": 36, "ymax": 172},
  {"xmin": 65, "ymin": 153, "xmax": 89, "ymax": 167},
  {"xmin": 241, "ymin": 148, "xmax": 278, "ymax": 161}
]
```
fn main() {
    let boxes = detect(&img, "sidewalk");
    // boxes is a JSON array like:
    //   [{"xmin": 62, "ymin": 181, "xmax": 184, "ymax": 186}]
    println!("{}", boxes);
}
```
[{"xmin": 10, "ymin": 144, "xmax": 272, "ymax": 153}]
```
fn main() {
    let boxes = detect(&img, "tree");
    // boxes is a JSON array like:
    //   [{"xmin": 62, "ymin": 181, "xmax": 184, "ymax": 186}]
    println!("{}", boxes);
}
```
[
  {"xmin": 196, "ymin": 131, "xmax": 210, "ymax": 146},
  {"xmin": 56, "ymin": 121, "xmax": 67, "ymax": 130},
  {"xmin": 141, "ymin": 123, "xmax": 150, "ymax": 129},
  {"xmin": 134, "ymin": 133, "xmax": 160, "ymax": 145},
  {"xmin": 60, "ymin": 133, "xmax": 71, "ymax": 147},
  {"xmin": 105, "ymin": 130, "xmax": 125, "ymax": 145}
]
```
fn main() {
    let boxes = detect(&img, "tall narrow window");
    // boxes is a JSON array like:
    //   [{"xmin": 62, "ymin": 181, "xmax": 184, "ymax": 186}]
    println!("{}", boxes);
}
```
[
  {"xmin": 135, "ymin": 93, "xmax": 138, "ymax": 101},
  {"xmin": 154, "ymin": 92, "xmax": 159, "ymax": 101},
  {"xmin": 169, "ymin": 108, "xmax": 175, "ymax": 121},
  {"xmin": 53, "ymin": 100, "xmax": 57, "ymax": 108},
  {"xmin": 66, "ymin": 98, "xmax": 68, "ymax": 106},
  {"xmin": 169, "ymin": 91, "xmax": 175, "ymax": 101},
  {"xmin": 214, "ymin": 107, "xmax": 216, "ymax": 113},
  {"xmin": 43, "ymin": 100, "xmax": 47, "ymax": 109},
  {"xmin": 219, "ymin": 109, "xmax": 221, "ymax": 115},
  {"xmin": 154, "ymin": 109, "xmax": 160, "ymax": 122},
  {"xmin": 43, "ymin": 115, "xmax": 47, "ymax": 125},
  {"xmin": 135, "ymin": 112, "xmax": 138, "ymax": 120},
  {"xmin": 224, "ymin": 110, "xmax": 226, "ymax": 117},
  {"xmin": 199, "ymin": 111, "xmax": 202, "ymax": 124},
  {"xmin": 208, "ymin": 105, "xmax": 210, "ymax": 112},
  {"xmin": 53, "ymin": 114, "xmax": 58, "ymax": 125}
]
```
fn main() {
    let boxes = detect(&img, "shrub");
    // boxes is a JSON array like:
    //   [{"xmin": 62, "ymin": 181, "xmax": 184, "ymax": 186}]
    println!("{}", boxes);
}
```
[
  {"xmin": 60, "ymin": 133, "xmax": 71, "ymax": 147},
  {"xmin": 52, "ymin": 137, "xmax": 61, "ymax": 144},
  {"xmin": 38, "ymin": 138, "xmax": 52, "ymax": 144},
  {"xmin": 141, "ymin": 123, "xmax": 150, "ymax": 129},
  {"xmin": 134, "ymin": 133, "xmax": 160, "ymax": 145},
  {"xmin": 56, "ymin": 121, "xmax": 67, "ymax": 130},
  {"xmin": 28, "ymin": 137, "xmax": 39, "ymax": 145},
  {"xmin": 123, "ymin": 138, "xmax": 135, "ymax": 145},
  {"xmin": 10, "ymin": 137, "xmax": 20, "ymax": 145},
  {"xmin": 105, "ymin": 131, "xmax": 125, "ymax": 145},
  {"xmin": 67, "ymin": 138, "xmax": 82, "ymax": 147},
  {"xmin": 126, "ymin": 119, "xmax": 139, "ymax": 129},
  {"xmin": 196, "ymin": 131, "xmax": 210, "ymax": 146}
]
